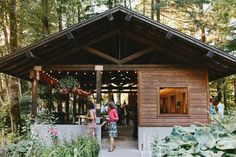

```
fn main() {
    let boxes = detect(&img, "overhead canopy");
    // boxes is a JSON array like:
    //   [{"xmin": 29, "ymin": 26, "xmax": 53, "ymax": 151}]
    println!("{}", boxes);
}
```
[{"xmin": 0, "ymin": 5, "xmax": 235, "ymax": 81}]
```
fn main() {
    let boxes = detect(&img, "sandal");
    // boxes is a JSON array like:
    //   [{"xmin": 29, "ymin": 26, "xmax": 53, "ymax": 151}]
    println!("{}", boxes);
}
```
[{"xmin": 108, "ymin": 148, "xmax": 114, "ymax": 152}]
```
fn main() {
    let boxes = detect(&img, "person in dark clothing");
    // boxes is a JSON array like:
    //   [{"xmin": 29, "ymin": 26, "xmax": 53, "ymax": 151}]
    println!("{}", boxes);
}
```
[
  {"xmin": 132, "ymin": 104, "xmax": 138, "ymax": 139},
  {"xmin": 117, "ymin": 104, "xmax": 124, "ymax": 125}
]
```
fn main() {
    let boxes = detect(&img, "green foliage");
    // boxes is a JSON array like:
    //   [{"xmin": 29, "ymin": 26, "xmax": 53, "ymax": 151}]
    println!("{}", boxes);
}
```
[
  {"xmin": 19, "ymin": 94, "xmax": 31, "ymax": 115},
  {"xmin": 6, "ymin": 136, "xmax": 100, "ymax": 157},
  {"xmin": 36, "ymin": 109, "xmax": 55, "ymax": 124},
  {"xmin": 40, "ymin": 137, "xmax": 100, "ymax": 157},
  {"xmin": 151, "ymin": 111, "xmax": 236, "ymax": 157},
  {"xmin": 58, "ymin": 76, "xmax": 80, "ymax": 89},
  {"xmin": 0, "ymin": 102, "xmax": 11, "ymax": 129}
]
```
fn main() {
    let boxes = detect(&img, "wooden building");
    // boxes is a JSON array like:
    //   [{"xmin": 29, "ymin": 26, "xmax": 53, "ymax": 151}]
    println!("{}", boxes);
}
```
[{"xmin": 0, "ymin": 5, "xmax": 236, "ymax": 149}]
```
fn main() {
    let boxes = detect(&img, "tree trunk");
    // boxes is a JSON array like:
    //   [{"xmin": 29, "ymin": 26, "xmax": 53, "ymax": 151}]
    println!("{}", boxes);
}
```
[
  {"xmin": 108, "ymin": 0, "xmax": 113, "ymax": 9},
  {"xmin": 199, "ymin": 3, "xmax": 206, "ymax": 42},
  {"xmin": 0, "ymin": 74, "xmax": 4, "ymax": 103},
  {"xmin": 234, "ymin": 77, "xmax": 236, "ymax": 106},
  {"xmin": 41, "ymin": 0, "xmax": 50, "ymax": 36},
  {"xmin": 151, "ymin": 0, "xmax": 154, "ymax": 19},
  {"xmin": 78, "ymin": 2, "xmax": 81, "ymax": 23},
  {"xmin": 9, "ymin": 77, "xmax": 21, "ymax": 133},
  {"xmin": 216, "ymin": 80, "xmax": 222, "ymax": 100},
  {"xmin": 18, "ymin": 78, "xmax": 22, "ymax": 98},
  {"xmin": 9, "ymin": 0, "xmax": 21, "ymax": 134},
  {"xmin": 57, "ymin": 3, "xmax": 63, "ymax": 31},
  {"xmin": 143, "ymin": 0, "xmax": 146, "ymax": 15},
  {"xmin": 201, "ymin": 27, "xmax": 206, "ymax": 43},
  {"xmin": 4, "ymin": 74, "xmax": 10, "ymax": 102},
  {"xmin": 223, "ymin": 83, "xmax": 227, "ymax": 111},
  {"xmin": 128, "ymin": 0, "xmax": 132, "ymax": 9},
  {"xmin": 155, "ymin": 0, "xmax": 160, "ymax": 21}
]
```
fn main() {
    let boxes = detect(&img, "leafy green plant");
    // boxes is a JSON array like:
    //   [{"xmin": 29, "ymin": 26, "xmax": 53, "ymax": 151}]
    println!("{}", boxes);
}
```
[
  {"xmin": 36, "ymin": 109, "xmax": 56, "ymax": 124},
  {"xmin": 58, "ymin": 76, "xmax": 80, "ymax": 89},
  {"xmin": 19, "ymin": 94, "xmax": 31, "ymax": 115},
  {"xmin": 0, "ymin": 102, "xmax": 11, "ymax": 129},
  {"xmin": 7, "ymin": 136, "xmax": 100, "ymax": 157},
  {"xmin": 151, "ymin": 110, "xmax": 236, "ymax": 157}
]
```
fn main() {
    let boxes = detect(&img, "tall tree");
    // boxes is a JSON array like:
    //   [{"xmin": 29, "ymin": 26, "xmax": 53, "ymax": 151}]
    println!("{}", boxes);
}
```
[
  {"xmin": 9, "ymin": 0, "xmax": 21, "ymax": 133},
  {"xmin": 41, "ymin": 0, "xmax": 50, "ymax": 36},
  {"xmin": 151, "ymin": 0, "xmax": 154, "ymax": 19},
  {"xmin": 155, "ymin": 0, "xmax": 160, "ymax": 21}
]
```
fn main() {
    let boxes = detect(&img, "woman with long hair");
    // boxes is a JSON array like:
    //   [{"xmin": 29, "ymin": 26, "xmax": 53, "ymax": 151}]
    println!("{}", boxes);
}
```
[
  {"xmin": 106, "ymin": 101, "xmax": 119, "ymax": 152},
  {"xmin": 85, "ymin": 101, "xmax": 96, "ymax": 138}
]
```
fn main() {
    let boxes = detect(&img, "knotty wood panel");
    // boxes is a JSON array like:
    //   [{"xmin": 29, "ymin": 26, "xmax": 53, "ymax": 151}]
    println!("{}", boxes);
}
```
[{"xmin": 138, "ymin": 67, "xmax": 209, "ymax": 127}]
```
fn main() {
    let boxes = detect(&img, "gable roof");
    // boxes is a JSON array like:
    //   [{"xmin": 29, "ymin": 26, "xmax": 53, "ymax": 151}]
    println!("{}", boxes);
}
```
[{"xmin": 0, "ymin": 5, "xmax": 235, "ymax": 81}]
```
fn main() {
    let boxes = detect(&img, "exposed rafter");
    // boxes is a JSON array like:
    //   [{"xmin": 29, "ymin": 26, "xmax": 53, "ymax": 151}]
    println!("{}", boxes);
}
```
[
  {"xmin": 120, "ymin": 47, "xmax": 156, "ymax": 64},
  {"xmin": 83, "ymin": 46, "xmax": 120, "ymax": 64}
]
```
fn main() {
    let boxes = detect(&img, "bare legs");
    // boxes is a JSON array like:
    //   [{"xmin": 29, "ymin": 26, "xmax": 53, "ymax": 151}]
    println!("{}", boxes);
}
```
[{"xmin": 109, "ymin": 137, "xmax": 116, "ymax": 151}]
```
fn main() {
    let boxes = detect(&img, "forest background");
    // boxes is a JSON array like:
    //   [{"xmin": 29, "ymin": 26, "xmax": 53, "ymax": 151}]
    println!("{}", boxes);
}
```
[{"xmin": 0, "ymin": 0, "xmax": 235, "ymax": 134}]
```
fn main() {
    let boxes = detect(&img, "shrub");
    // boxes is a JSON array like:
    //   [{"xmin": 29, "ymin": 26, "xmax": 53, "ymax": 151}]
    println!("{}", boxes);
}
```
[
  {"xmin": 0, "ymin": 102, "xmax": 11, "ymax": 129},
  {"xmin": 6, "ymin": 136, "xmax": 100, "ymax": 157},
  {"xmin": 151, "ymin": 111, "xmax": 236, "ymax": 157},
  {"xmin": 19, "ymin": 94, "xmax": 31, "ymax": 115}
]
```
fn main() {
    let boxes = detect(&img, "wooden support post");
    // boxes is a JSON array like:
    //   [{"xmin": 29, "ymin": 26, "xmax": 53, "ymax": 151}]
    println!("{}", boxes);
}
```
[
  {"xmin": 65, "ymin": 93, "xmax": 70, "ymax": 123},
  {"xmin": 78, "ymin": 97, "xmax": 81, "ymax": 115},
  {"xmin": 73, "ymin": 94, "xmax": 77, "ymax": 119},
  {"xmin": 108, "ymin": 83, "xmax": 113, "ymax": 101},
  {"xmin": 58, "ymin": 100, "xmax": 62, "ymax": 112},
  {"xmin": 96, "ymin": 68, "xmax": 102, "ymax": 116},
  {"xmin": 117, "ymin": 91, "xmax": 121, "ymax": 104},
  {"xmin": 48, "ymin": 86, "xmax": 53, "ymax": 112},
  {"xmin": 31, "ymin": 78, "xmax": 39, "ymax": 121}
]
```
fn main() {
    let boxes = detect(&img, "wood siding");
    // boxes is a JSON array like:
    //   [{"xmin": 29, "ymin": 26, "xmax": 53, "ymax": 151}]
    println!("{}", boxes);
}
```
[{"xmin": 138, "ymin": 67, "xmax": 209, "ymax": 127}]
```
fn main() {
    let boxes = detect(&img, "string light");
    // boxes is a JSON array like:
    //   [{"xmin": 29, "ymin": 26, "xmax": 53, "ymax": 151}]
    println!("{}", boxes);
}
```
[
  {"xmin": 84, "ymin": 72, "xmax": 86, "ymax": 75},
  {"xmin": 42, "ymin": 71, "xmax": 45, "ymax": 73},
  {"xmin": 92, "ymin": 72, "xmax": 95, "ymax": 75},
  {"xmin": 118, "ymin": 70, "xmax": 120, "ymax": 73},
  {"xmin": 75, "ymin": 72, "xmax": 78, "ymax": 74},
  {"xmin": 58, "ymin": 71, "xmax": 61, "ymax": 74},
  {"xmin": 67, "ymin": 72, "xmax": 69, "ymax": 74},
  {"xmin": 126, "ymin": 71, "xmax": 128, "ymax": 74},
  {"xmin": 50, "ymin": 70, "xmax": 52, "ymax": 73}
]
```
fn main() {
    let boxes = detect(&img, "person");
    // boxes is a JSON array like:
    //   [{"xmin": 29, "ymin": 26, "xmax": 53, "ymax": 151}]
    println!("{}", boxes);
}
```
[
  {"xmin": 209, "ymin": 97, "xmax": 216, "ymax": 115},
  {"xmin": 106, "ymin": 101, "xmax": 119, "ymax": 152},
  {"xmin": 123, "ymin": 101, "xmax": 130, "ymax": 126},
  {"xmin": 212, "ymin": 97, "xmax": 225, "ymax": 119},
  {"xmin": 85, "ymin": 101, "xmax": 96, "ymax": 138},
  {"xmin": 116, "ymin": 103, "xmax": 124, "ymax": 125},
  {"xmin": 217, "ymin": 99, "xmax": 225, "ymax": 120},
  {"xmin": 132, "ymin": 103, "xmax": 138, "ymax": 139}
]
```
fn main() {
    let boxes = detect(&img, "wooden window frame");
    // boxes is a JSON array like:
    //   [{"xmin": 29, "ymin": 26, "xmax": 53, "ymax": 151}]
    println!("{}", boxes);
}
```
[{"xmin": 157, "ymin": 86, "xmax": 190, "ymax": 117}]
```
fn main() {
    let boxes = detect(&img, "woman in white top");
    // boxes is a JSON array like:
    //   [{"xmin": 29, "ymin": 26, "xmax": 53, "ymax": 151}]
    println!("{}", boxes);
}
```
[{"xmin": 213, "ymin": 97, "xmax": 225, "ymax": 119}]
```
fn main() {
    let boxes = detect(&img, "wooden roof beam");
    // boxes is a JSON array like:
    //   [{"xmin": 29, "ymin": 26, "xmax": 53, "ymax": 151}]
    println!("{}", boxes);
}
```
[
  {"xmin": 122, "ymin": 30, "xmax": 231, "ymax": 74},
  {"xmin": 120, "ymin": 47, "xmax": 156, "ymax": 64},
  {"xmin": 45, "ymin": 29, "xmax": 120, "ymax": 65},
  {"xmin": 83, "ymin": 46, "xmax": 120, "ymax": 64}
]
